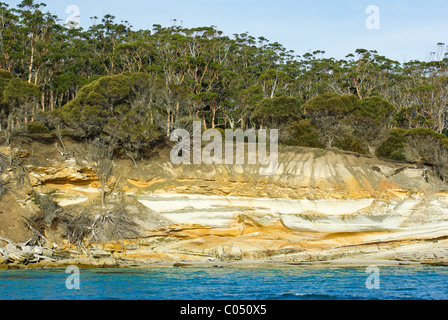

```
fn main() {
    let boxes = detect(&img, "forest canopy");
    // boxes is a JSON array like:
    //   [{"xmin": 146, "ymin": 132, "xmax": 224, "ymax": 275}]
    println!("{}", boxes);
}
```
[{"xmin": 0, "ymin": 0, "xmax": 448, "ymax": 166}]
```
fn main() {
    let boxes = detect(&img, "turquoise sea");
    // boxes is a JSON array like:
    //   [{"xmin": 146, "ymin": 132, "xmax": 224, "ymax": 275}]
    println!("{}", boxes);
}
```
[{"xmin": 1, "ymin": 266, "xmax": 448, "ymax": 300}]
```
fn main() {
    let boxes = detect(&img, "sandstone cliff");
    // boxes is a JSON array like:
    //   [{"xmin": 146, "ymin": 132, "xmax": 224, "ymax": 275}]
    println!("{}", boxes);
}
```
[{"xmin": 1, "ymin": 135, "xmax": 448, "ymax": 267}]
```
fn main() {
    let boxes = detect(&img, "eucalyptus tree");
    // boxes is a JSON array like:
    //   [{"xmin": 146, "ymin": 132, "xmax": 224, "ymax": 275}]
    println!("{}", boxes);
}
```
[
  {"xmin": 343, "ymin": 49, "xmax": 402, "ymax": 100},
  {"xmin": 228, "ymin": 84, "xmax": 263, "ymax": 130},
  {"xmin": 0, "ymin": 2, "xmax": 21, "ymax": 74},
  {"xmin": 352, "ymin": 96, "xmax": 396, "ymax": 154},
  {"xmin": 62, "ymin": 73, "xmax": 163, "ymax": 164},
  {"xmin": 3, "ymin": 77, "xmax": 40, "ymax": 130},
  {"xmin": 216, "ymin": 70, "xmax": 242, "ymax": 129},
  {"xmin": 258, "ymin": 69, "xmax": 291, "ymax": 99},
  {"xmin": 0, "ymin": 69, "xmax": 12, "ymax": 129},
  {"xmin": 304, "ymin": 93, "xmax": 359, "ymax": 148},
  {"xmin": 87, "ymin": 14, "xmax": 132, "ymax": 76},
  {"xmin": 405, "ymin": 128, "xmax": 448, "ymax": 181},
  {"xmin": 155, "ymin": 79, "xmax": 191, "ymax": 135},
  {"xmin": 13, "ymin": 0, "xmax": 60, "ymax": 85},
  {"xmin": 400, "ymin": 58, "xmax": 448, "ymax": 134},
  {"xmin": 1, "ymin": 0, "xmax": 448, "ymax": 154},
  {"xmin": 251, "ymin": 96, "xmax": 302, "ymax": 130},
  {"xmin": 295, "ymin": 50, "xmax": 332, "ymax": 100},
  {"xmin": 117, "ymin": 29, "xmax": 153, "ymax": 73}
]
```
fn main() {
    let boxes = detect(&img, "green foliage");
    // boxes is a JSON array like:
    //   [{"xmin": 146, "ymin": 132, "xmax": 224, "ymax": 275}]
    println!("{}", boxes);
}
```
[
  {"xmin": 283, "ymin": 119, "xmax": 324, "ymax": 148},
  {"xmin": 406, "ymin": 127, "xmax": 448, "ymax": 147},
  {"xmin": 334, "ymin": 134, "xmax": 367, "ymax": 154},
  {"xmin": 97, "ymin": 74, "xmax": 130, "ymax": 102},
  {"xmin": 406, "ymin": 127, "xmax": 448, "ymax": 156},
  {"xmin": 392, "ymin": 107, "xmax": 412, "ymax": 128},
  {"xmin": 0, "ymin": 76, "xmax": 40, "ymax": 130},
  {"xmin": 62, "ymin": 73, "xmax": 153, "ymax": 138},
  {"xmin": 390, "ymin": 150, "xmax": 406, "ymax": 161},
  {"xmin": 3, "ymin": 78, "xmax": 40, "ymax": 102},
  {"xmin": 176, "ymin": 116, "xmax": 202, "ymax": 132},
  {"xmin": 376, "ymin": 128, "xmax": 408, "ymax": 160},
  {"xmin": 354, "ymin": 96, "xmax": 395, "ymax": 125},
  {"xmin": 62, "ymin": 73, "xmax": 164, "ymax": 163},
  {"xmin": 352, "ymin": 96, "xmax": 396, "ymax": 154},
  {"xmin": 304, "ymin": 93, "xmax": 359, "ymax": 113},
  {"xmin": 27, "ymin": 121, "xmax": 50, "ymax": 134},
  {"xmin": 0, "ymin": 71, "xmax": 13, "ymax": 127},
  {"xmin": 0, "ymin": 70, "xmax": 13, "ymax": 80},
  {"xmin": 252, "ymin": 96, "xmax": 302, "ymax": 129},
  {"xmin": 303, "ymin": 93, "xmax": 396, "ymax": 153},
  {"xmin": 0, "ymin": 2, "xmax": 447, "ymax": 177},
  {"xmin": 303, "ymin": 93, "xmax": 359, "ymax": 148},
  {"xmin": 405, "ymin": 127, "xmax": 448, "ymax": 181}
]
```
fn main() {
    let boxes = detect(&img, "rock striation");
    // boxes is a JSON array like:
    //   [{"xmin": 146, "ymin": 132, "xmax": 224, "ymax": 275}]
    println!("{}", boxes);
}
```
[{"xmin": 2, "ymin": 141, "xmax": 448, "ymax": 267}]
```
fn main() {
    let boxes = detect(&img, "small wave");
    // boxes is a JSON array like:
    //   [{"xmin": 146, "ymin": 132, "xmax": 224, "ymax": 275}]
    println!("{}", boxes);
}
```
[
  {"xmin": 272, "ymin": 292, "xmax": 344, "ymax": 300},
  {"xmin": 393, "ymin": 287, "xmax": 417, "ymax": 291},
  {"xmin": 0, "ymin": 275, "xmax": 43, "ymax": 280},
  {"xmin": 93, "ymin": 270, "xmax": 142, "ymax": 275}
]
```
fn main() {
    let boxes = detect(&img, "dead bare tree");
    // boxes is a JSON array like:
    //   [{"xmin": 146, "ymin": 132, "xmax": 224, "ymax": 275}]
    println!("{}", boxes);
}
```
[
  {"xmin": 0, "ymin": 153, "xmax": 10, "ymax": 200},
  {"xmin": 91, "ymin": 200, "xmax": 139, "ymax": 243},
  {"xmin": 60, "ymin": 198, "xmax": 139, "ymax": 250},
  {"xmin": 54, "ymin": 125, "xmax": 70, "ymax": 159},
  {"xmin": 61, "ymin": 209, "xmax": 95, "ymax": 251},
  {"xmin": 81, "ymin": 138, "xmax": 115, "ymax": 206},
  {"xmin": 23, "ymin": 217, "xmax": 48, "ymax": 247}
]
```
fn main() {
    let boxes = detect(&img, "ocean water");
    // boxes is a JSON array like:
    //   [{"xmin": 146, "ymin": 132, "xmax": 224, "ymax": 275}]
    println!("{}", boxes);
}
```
[{"xmin": 1, "ymin": 266, "xmax": 448, "ymax": 300}]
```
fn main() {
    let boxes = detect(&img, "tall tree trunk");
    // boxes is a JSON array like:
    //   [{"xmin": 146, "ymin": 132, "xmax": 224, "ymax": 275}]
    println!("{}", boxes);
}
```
[
  {"xmin": 211, "ymin": 107, "xmax": 216, "ymax": 129},
  {"xmin": 101, "ymin": 186, "xmax": 106, "ymax": 207},
  {"xmin": 270, "ymin": 71, "xmax": 278, "ymax": 99},
  {"xmin": 166, "ymin": 112, "xmax": 170, "ymax": 137},
  {"xmin": 49, "ymin": 90, "xmax": 54, "ymax": 110},
  {"xmin": 59, "ymin": 93, "xmax": 64, "ymax": 109},
  {"xmin": 41, "ymin": 91, "xmax": 45, "ymax": 111},
  {"xmin": 28, "ymin": 43, "xmax": 35, "ymax": 83}
]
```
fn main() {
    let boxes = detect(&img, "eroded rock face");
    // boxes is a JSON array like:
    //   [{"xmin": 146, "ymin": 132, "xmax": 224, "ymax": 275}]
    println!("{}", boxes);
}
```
[
  {"xmin": 109, "ymin": 149, "xmax": 448, "ymax": 265},
  {"xmin": 129, "ymin": 191, "xmax": 448, "ymax": 263},
  {"xmin": 148, "ymin": 149, "xmax": 444, "ymax": 199},
  {"xmin": 27, "ymin": 159, "xmax": 97, "ymax": 187},
  {"xmin": 4, "ymin": 144, "xmax": 448, "ymax": 266}
]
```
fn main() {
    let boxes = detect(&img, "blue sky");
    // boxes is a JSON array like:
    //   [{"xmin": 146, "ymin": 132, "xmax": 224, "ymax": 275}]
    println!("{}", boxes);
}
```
[{"xmin": 7, "ymin": 0, "xmax": 448, "ymax": 63}]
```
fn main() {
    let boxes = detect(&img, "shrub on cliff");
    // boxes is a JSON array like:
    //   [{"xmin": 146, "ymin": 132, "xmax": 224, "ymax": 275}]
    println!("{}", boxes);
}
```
[
  {"xmin": 303, "ymin": 93, "xmax": 359, "ymax": 148},
  {"xmin": 62, "ymin": 74, "xmax": 132, "ymax": 138},
  {"xmin": 27, "ymin": 121, "xmax": 50, "ymax": 134},
  {"xmin": 251, "ymin": 96, "xmax": 303, "ymax": 130},
  {"xmin": 283, "ymin": 119, "xmax": 324, "ymax": 148},
  {"xmin": 334, "ymin": 134, "xmax": 367, "ymax": 154},
  {"xmin": 62, "ymin": 73, "xmax": 163, "ymax": 163},
  {"xmin": 405, "ymin": 128, "xmax": 448, "ymax": 181},
  {"xmin": 81, "ymin": 138, "xmax": 115, "ymax": 206},
  {"xmin": 352, "ymin": 96, "xmax": 396, "ymax": 154},
  {"xmin": 0, "ymin": 70, "xmax": 13, "ymax": 130},
  {"xmin": 1, "ymin": 76, "xmax": 40, "ymax": 132},
  {"xmin": 304, "ymin": 93, "xmax": 396, "ymax": 154},
  {"xmin": 376, "ymin": 128, "xmax": 408, "ymax": 161}
]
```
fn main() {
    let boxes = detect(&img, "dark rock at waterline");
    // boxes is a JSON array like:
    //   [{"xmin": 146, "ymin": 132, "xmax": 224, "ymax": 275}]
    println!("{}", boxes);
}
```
[{"xmin": 173, "ymin": 262, "xmax": 192, "ymax": 267}]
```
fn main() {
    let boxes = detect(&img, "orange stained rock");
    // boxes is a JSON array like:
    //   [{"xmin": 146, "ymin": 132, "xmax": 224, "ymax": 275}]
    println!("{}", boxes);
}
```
[{"xmin": 127, "ymin": 178, "xmax": 165, "ymax": 188}]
